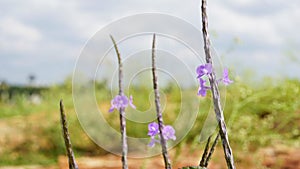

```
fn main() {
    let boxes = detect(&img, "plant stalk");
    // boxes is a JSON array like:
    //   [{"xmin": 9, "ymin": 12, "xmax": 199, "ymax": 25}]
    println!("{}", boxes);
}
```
[
  {"xmin": 201, "ymin": 0, "xmax": 236, "ymax": 168},
  {"xmin": 199, "ymin": 135, "xmax": 211, "ymax": 167},
  {"xmin": 151, "ymin": 34, "xmax": 172, "ymax": 169},
  {"xmin": 110, "ymin": 35, "xmax": 128, "ymax": 169},
  {"xmin": 204, "ymin": 133, "xmax": 220, "ymax": 167},
  {"xmin": 59, "ymin": 100, "xmax": 79, "ymax": 169}
]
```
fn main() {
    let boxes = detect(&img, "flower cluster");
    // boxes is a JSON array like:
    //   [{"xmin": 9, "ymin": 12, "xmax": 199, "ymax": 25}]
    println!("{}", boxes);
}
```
[
  {"xmin": 109, "ymin": 95, "xmax": 136, "ymax": 112},
  {"xmin": 107, "ymin": 63, "xmax": 232, "ymax": 149},
  {"xmin": 147, "ymin": 122, "xmax": 176, "ymax": 147},
  {"xmin": 196, "ymin": 63, "xmax": 212, "ymax": 97},
  {"xmin": 196, "ymin": 63, "xmax": 212, "ymax": 78},
  {"xmin": 219, "ymin": 68, "xmax": 233, "ymax": 85},
  {"xmin": 196, "ymin": 63, "xmax": 233, "ymax": 96},
  {"xmin": 108, "ymin": 96, "xmax": 176, "ymax": 147}
]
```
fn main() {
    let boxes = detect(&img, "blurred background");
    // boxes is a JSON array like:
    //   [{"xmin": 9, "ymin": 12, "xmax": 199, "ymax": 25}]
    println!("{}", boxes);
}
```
[{"xmin": 0, "ymin": 0, "xmax": 299, "ymax": 169}]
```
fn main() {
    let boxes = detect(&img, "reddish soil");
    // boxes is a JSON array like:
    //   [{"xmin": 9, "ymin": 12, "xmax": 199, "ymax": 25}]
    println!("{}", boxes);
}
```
[
  {"xmin": 0, "ymin": 146, "xmax": 299, "ymax": 169},
  {"xmin": 56, "ymin": 147, "xmax": 300, "ymax": 169}
]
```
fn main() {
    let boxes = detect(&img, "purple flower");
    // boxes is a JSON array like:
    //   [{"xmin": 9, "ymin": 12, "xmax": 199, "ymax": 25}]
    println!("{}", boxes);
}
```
[
  {"xmin": 197, "ymin": 78, "xmax": 210, "ymax": 97},
  {"xmin": 196, "ymin": 63, "xmax": 212, "ymax": 78},
  {"xmin": 129, "ymin": 95, "xmax": 136, "ymax": 109},
  {"xmin": 148, "ymin": 137, "xmax": 160, "ymax": 147},
  {"xmin": 147, "ymin": 122, "xmax": 176, "ymax": 147},
  {"xmin": 162, "ymin": 125, "xmax": 176, "ymax": 140},
  {"xmin": 108, "ymin": 95, "xmax": 136, "ymax": 112},
  {"xmin": 220, "ymin": 68, "xmax": 233, "ymax": 86},
  {"xmin": 148, "ymin": 122, "xmax": 159, "ymax": 137}
]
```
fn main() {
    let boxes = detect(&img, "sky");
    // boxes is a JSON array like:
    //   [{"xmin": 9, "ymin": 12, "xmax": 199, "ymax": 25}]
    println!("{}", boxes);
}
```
[{"xmin": 0, "ymin": 0, "xmax": 299, "ymax": 85}]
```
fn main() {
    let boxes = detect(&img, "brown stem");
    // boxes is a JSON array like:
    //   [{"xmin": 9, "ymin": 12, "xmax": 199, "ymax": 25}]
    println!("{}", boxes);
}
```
[
  {"xmin": 59, "ymin": 100, "xmax": 79, "ymax": 169},
  {"xmin": 204, "ymin": 133, "xmax": 220, "ymax": 167},
  {"xmin": 151, "ymin": 34, "xmax": 172, "ymax": 169},
  {"xmin": 110, "ymin": 35, "xmax": 128, "ymax": 169},
  {"xmin": 201, "ymin": 0, "xmax": 236, "ymax": 168},
  {"xmin": 199, "ymin": 135, "xmax": 211, "ymax": 167}
]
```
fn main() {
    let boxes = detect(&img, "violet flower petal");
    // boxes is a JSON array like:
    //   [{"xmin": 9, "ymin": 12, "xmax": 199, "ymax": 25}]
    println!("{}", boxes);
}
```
[
  {"xmin": 162, "ymin": 125, "xmax": 176, "ymax": 141},
  {"xmin": 148, "ymin": 122, "xmax": 159, "ymax": 137},
  {"xmin": 196, "ymin": 63, "xmax": 213, "ymax": 78},
  {"xmin": 222, "ymin": 68, "xmax": 233, "ymax": 85},
  {"xmin": 108, "ymin": 95, "xmax": 131, "ymax": 112},
  {"xmin": 129, "ymin": 95, "xmax": 136, "ymax": 109},
  {"xmin": 108, "ymin": 106, "xmax": 115, "ymax": 113},
  {"xmin": 197, "ymin": 78, "xmax": 210, "ymax": 97},
  {"xmin": 148, "ymin": 137, "xmax": 160, "ymax": 147}
]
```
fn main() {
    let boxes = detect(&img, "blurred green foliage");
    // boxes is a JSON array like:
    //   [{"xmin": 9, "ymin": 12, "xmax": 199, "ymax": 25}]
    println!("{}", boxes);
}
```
[{"xmin": 0, "ymin": 78, "xmax": 299, "ymax": 165}]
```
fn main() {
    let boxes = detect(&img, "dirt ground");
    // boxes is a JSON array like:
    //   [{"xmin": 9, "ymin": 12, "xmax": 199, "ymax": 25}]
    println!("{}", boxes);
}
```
[
  {"xmin": 58, "ymin": 147, "xmax": 300, "ymax": 169},
  {"xmin": 1, "ymin": 146, "xmax": 298, "ymax": 169}
]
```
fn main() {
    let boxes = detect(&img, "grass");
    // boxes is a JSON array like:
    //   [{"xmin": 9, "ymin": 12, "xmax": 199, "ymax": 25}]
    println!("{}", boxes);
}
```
[{"xmin": 0, "ymin": 78, "xmax": 299, "ymax": 166}]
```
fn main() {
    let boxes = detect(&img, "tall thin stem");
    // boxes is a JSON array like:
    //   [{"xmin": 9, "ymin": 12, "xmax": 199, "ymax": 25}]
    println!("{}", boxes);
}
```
[
  {"xmin": 151, "ymin": 34, "xmax": 172, "ymax": 169},
  {"xmin": 199, "ymin": 135, "xmax": 212, "ymax": 167},
  {"xmin": 59, "ymin": 100, "xmax": 79, "ymax": 169},
  {"xmin": 204, "ymin": 133, "xmax": 220, "ymax": 167},
  {"xmin": 110, "ymin": 35, "xmax": 128, "ymax": 169},
  {"xmin": 201, "ymin": 0, "xmax": 236, "ymax": 168}
]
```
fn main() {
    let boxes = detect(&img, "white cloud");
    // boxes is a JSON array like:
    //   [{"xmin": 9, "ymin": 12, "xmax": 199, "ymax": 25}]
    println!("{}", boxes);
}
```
[
  {"xmin": 229, "ymin": 0, "xmax": 256, "ymax": 6},
  {"xmin": 209, "ymin": 1, "xmax": 283, "ymax": 46},
  {"xmin": 45, "ymin": 1, "xmax": 106, "ymax": 39},
  {"xmin": 0, "ymin": 0, "xmax": 299, "ymax": 84},
  {"xmin": 273, "ymin": 7, "xmax": 300, "ymax": 41},
  {"xmin": 0, "ymin": 17, "xmax": 42, "ymax": 52}
]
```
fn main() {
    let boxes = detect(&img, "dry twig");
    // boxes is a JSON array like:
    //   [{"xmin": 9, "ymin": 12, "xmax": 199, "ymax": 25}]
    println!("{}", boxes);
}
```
[
  {"xmin": 59, "ymin": 100, "xmax": 79, "ymax": 169},
  {"xmin": 110, "ymin": 35, "xmax": 128, "ymax": 169},
  {"xmin": 151, "ymin": 34, "xmax": 172, "ymax": 169},
  {"xmin": 201, "ymin": 0, "xmax": 236, "ymax": 168}
]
